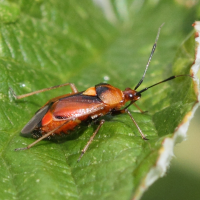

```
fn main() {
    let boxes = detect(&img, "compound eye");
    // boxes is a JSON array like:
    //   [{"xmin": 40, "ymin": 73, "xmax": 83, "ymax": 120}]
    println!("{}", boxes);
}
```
[{"xmin": 129, "ymin": 93, "xmax": 133, "ymax": 98}]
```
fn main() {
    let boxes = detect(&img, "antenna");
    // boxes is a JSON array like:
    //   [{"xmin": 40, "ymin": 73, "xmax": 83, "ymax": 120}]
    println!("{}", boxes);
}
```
[
  {"xmin": 136, "ymin": 75, "xmax": 192, "ymax": 95},
  {"xmin": 134, "ymin": 23, "xmax": 165, "ymax": 90}
]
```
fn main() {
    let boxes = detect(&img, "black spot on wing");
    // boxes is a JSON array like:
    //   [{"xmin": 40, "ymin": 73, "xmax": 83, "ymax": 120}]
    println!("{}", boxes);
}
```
[{"xmin": 95, "ymin": 83, "xmax": 110, "ymax": 97}]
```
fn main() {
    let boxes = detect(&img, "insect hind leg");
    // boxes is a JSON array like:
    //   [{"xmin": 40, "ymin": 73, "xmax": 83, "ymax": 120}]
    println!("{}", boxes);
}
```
[
  {"xmin": 15, "ymin": 120, "xmax": 71, "ymax": 151},
  {"xmin": 10, "ymin": 82, "xmax": 78, "ymax": 100}
]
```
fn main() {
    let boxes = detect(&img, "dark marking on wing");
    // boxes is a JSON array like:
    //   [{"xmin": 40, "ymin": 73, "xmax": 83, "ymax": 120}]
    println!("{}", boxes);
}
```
[{"xmin": 21, "ymin": 105, "xmax": 50, "ymax": 134}]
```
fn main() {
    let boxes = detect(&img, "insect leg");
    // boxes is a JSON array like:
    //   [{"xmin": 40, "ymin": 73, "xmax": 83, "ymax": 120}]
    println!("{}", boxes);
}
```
[
  {"xmin": 121, "ymin": 101, "xmax": 146, "ymax": 113},
  {"xmin": 132, "ymin": 102, "xmax": 146, "ymax": 113},
  {"xmin": 15, "ymin": 120, "xmax": 70, "ymax": 151},
  {"xmin": 10, "ymin": 82, "xmax": 78, "ymax": 99},
  {"xmin": 112, "ymin": 109, "xmax": 148, "ymax": 140},
  {"xmin": 77, "ymin": 119, "xmax": 105, "ymax": 162},
  {"xmin": 124, "ymin": 109, "xmax": 148, "ymax": 140}
]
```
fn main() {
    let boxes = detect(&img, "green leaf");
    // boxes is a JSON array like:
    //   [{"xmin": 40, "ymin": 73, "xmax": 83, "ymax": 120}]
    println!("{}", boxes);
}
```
[{"xmin": 0, "ymin": 1, "xmax": 199, "ymax": 200}]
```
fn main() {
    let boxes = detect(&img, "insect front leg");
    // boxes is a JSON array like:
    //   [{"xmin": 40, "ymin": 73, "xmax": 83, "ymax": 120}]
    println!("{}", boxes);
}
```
[
  {"xmin": 10, "ymin": 82, "xmax": 78, "ymax": 99},
  {"xmin": 78, "ymin": 119, "xmax": 105, "ymax": 162},
  {"xmin": 132, "ymin": 102, "xmax": 147, "ymax": 113},
  {"xmin": 124, "ymin": 109, "xmax": 148, "ymax": 140},
  {"xmin": 122, "ymin": 100, "xmax": 147, "ymax": 114},
  {"xmin": 112, "ymin": 108, "xmax": 148, "ymax": 140}
]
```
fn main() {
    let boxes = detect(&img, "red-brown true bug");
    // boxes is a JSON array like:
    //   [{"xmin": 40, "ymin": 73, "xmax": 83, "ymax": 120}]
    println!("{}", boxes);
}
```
[{"xmin": 11, "ymin": 24, "xmax": 192, "ymax": 161}]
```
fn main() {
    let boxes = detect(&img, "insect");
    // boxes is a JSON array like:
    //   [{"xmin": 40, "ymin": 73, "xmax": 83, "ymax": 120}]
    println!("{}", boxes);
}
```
[{"xmin": 11, "ymin": 24, "xmax": 191, "ymax": 161}]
